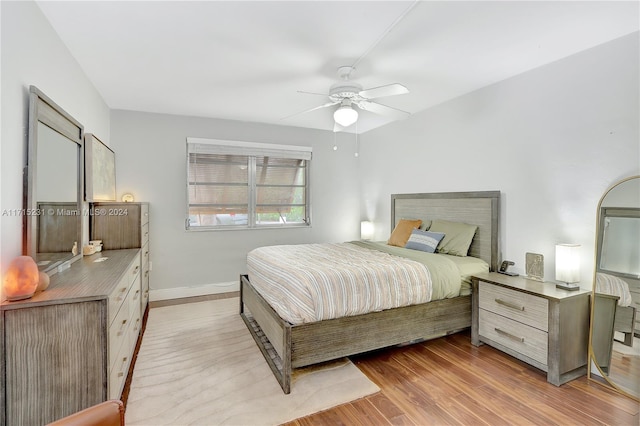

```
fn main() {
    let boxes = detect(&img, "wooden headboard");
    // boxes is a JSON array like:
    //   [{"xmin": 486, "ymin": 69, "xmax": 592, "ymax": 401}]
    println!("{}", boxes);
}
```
[{"xmin": 391, "ymin": 191, "xmax": 501, "ymax": 271}]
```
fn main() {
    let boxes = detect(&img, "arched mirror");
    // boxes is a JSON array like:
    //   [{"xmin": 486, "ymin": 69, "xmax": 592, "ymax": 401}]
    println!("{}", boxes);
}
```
[
  {"xmin": 589, "ymin": 175, "xmax": 640, "ymax": 400},
  {"xmin": 25, "ymin": 86, "xmax": 84, "ymax": 273}
]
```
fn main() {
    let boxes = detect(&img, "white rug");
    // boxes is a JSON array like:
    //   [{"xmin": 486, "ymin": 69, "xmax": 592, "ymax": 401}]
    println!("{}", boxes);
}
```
[{"xmin": 125, "ymin": 298, "xmax": 379, "ymax": 426}]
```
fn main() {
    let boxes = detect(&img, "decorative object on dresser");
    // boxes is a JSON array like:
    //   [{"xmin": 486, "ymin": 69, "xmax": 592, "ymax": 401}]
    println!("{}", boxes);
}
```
[
  {"xmin": 85, "ymin": 133, "xmax": 116, "ymax": 202},
  {"xmin": 471, "ymin": 272, "xmax": 590, "ymax": 386},
  {"xmin": 555, "ymin": 244, "xmax": 581, "ymax": 291},
  {"xmin": 91, "ymin": 202, "xmax": 150, "ymax": 309},
  {"xmin": 525, "ymin": 252, "xmax": 544, "ymax": 281},
  {"xmin": 0, "ymin": 249, "xmax": 144, "ymax": 425},
  {"xmin": 589, "ymin": 175, "xmax": 640, "ymax": 401},
  {"xmin": 2, "ymin": 256, "xmax": 40, "ymax": 301}
]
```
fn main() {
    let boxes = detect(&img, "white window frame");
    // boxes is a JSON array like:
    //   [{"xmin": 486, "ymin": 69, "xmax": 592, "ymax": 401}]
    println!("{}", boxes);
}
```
[{"xmin": 186, "ymin": 137, "xmax": 312, "ymax": 231}]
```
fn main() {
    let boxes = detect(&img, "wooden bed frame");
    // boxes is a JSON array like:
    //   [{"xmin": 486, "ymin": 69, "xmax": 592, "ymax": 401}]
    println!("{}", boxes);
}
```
[{"xmin": 240, "ymin": 191, "xmax": 500, "ymax": 393}]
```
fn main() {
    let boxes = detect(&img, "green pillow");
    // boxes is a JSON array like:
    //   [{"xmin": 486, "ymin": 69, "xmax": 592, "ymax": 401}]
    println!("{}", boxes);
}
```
[{"xmin": 429, "ymin": 220, "xmax": 478, "ymax": 257}]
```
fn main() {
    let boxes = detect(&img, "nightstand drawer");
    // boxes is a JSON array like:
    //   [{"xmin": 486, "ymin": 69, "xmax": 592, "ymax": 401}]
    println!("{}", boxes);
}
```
[
  {"xmin": 479, "ymin": 309, "xmax": 548, "ymax": 366},
  {"xmin": 479, "ymin": 282, "xmax": 548, "ymax": 331}
]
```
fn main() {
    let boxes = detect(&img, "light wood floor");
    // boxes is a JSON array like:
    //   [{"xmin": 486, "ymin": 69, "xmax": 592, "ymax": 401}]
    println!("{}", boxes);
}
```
[{"xmin": 285, "ymin": 331, "xmax": 640, "ymax": 426}]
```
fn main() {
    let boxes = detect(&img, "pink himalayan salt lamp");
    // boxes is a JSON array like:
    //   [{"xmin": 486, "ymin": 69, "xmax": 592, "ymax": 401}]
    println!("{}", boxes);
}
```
[{"xmin": 3, "ymin": 256, "xmax": 40, "ymax": 301}]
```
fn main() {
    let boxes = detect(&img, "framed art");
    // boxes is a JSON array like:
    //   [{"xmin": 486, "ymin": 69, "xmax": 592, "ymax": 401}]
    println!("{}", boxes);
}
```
[
  {"xmin": 525, "ymin": 252, "xmax": 544, "ymax": 281},
  {"xmin": 85, "ymin": 133, "xmax": 116, "ymax": 201}
]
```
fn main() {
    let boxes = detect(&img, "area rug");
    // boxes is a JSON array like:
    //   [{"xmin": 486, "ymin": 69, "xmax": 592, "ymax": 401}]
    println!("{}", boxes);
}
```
[{"xmin": 125, "ymin": 297, "xmax": 379, "ymax": 426}]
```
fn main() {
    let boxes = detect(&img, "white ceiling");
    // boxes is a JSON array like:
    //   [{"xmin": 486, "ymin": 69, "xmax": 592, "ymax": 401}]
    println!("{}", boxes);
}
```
[{"xmin": 37, "ymin": 1, "xmax": 639, "ymax": 134}]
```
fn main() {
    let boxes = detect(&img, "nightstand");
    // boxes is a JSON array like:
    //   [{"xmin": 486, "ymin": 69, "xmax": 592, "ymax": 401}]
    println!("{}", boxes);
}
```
[{"xmin": 471, "ymin": 272, "xmax": 591, "ymax": 386}]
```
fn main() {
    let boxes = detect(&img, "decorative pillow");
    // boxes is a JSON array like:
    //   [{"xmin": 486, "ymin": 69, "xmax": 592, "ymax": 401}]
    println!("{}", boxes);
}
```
[
  {"xmin": 429, "ymin": 220, "xmax": 478, "ymax": 257},
  {"xmin": 387, "ymin": 219, "xmax": 422, "ymax": 247},
  {"xmin": 405, "ymin": 229, "xmax": 446, "ymax": 253}
]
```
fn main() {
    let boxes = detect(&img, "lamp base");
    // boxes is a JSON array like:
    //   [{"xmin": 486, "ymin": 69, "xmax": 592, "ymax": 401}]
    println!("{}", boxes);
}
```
[{"xmin": 556, "ymin": 282, "xmax": 580, "ymax": 291}]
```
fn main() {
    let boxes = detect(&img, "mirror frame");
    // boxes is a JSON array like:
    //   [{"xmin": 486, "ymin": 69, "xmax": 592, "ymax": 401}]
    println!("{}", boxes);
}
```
[
  {"xmin": 24, "ymin": 86, "xmax": 84, "ymax": 272},
  {"xmin": 588, "ymin": 174, "xmax": 640, "ymax": 401}
]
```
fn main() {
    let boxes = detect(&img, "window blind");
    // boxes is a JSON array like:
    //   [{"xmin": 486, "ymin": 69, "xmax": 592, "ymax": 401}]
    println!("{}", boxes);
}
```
[{"xmin": 186, "ymin": 138, "xmax": 311, "ymax": 229}]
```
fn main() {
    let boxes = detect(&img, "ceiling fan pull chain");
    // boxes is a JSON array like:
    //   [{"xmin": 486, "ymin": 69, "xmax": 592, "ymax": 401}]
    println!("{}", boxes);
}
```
[{"xmin": 354, "ymin": 122, "xmax": 359, "ymax": 158}]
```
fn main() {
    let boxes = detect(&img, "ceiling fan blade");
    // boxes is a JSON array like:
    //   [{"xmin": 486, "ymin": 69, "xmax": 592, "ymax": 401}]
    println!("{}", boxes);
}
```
[
  {"xmin": 359, "ymin": 83, "xmax": 409, "ymax": 99},
  {"xmin": 281, "ymin": 101, "xmax": 338, "ymax": 121},
  {"xmin": 297, "ymin": 90, "xmax": 330, "ymax": 97},
  {"xmin": 356, "ymin": 101, "xmax": 410, "ymax": 119}
]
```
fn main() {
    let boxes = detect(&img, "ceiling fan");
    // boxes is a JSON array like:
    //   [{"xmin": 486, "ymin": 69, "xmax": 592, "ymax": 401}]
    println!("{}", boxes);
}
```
[{"xmin": 288, "ymin": 66, "xmax": 411, "ymax": 130}]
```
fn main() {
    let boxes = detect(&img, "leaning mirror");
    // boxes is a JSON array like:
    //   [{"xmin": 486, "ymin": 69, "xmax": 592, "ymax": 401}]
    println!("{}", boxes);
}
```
[
  {"xmin": 589, "ymin": 175, "xmax": 640, "ymax": 400},
  {"xmin": 25, "ymin": 86, "xmax": 84, "ymax": 273}
]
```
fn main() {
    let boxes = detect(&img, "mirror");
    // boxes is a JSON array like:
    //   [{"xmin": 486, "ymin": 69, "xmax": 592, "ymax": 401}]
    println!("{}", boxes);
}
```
[
  {"xmin": 589, "ymin": 175, "xmax": 640, "ymax": 401},
  {"xmin": 25, "ymin": 86, "xmax": 84, "ymax": 273}
]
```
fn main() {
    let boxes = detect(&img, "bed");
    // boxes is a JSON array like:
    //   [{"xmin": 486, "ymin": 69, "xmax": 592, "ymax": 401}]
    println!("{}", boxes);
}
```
[
  {"xmin": 240, "ymin": 191, "xmax": 500, "ymax": 393},
  {"xmin": 596, "ymin": 272, "xmax": 636, "ymax": 347}
]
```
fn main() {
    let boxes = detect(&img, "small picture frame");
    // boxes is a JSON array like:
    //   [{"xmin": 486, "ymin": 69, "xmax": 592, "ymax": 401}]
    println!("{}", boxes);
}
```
[
  {"xmin": 85, "ymin": 133, "xmax": 116, "ymax": 201},
  {"xmin": 525, "ymin": 252, "xmax": 544, "ymax": 281}
]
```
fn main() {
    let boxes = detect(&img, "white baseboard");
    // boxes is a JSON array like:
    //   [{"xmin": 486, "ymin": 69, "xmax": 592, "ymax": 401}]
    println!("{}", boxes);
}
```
[{"xmin": 150, "ymin": 281, "xmax": 239, "ymax": 302}]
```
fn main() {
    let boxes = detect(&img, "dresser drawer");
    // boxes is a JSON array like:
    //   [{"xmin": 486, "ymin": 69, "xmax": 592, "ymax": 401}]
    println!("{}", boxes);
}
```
[
  {"xmin": 108, "ymin": 298, "xmax": 130, "ymax": 366},
  {"xmin": 141, "ymin": 268, "xmax": 150, "ymax": 309},
  {"xmin": 142, "ymin": 244, "xmax": 150, "ymax": 268},
  {"xmin": 107, "ymin": 256, "xmax": 141, "ymax": 324},
  {"xmin": 108, "ymin": 278, "xmax": 130, "ymax": 325},
  {"xmin": 141, "ymin": 222, "xmax": 149, "ymax": 246},
  {"xmin": 479, "ymin": 309, "xmax": 548, "ymax": 366},
  {"xmin": 141, "ymin": 203, "xmax": 149, "ymax": 225},
  {"xmin": 109, "ymin": 333, "xmax": 133, "ymax": 400},
  {"xmin": 128, "ymin": 274, "xmax": 141, "ymax": 315},
  {"xmin": 479, "ymin": 282, "xmax": 548, "ymax": 331}
]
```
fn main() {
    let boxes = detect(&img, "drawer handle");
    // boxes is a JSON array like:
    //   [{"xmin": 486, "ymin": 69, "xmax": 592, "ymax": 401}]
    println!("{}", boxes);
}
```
[
  {"xmin": 133, "ymin": 266, "xmax": 140, "ymax": 275},
  {"xmin": 495, "ymin": 298, "xmax": 525, "ymax": 311},
  {"xmin": 133, "ymin": 290, "xmax": 140, "ymax": 300},
  {"xmin": 117, "ymin": 319, "xmax": 128, "ymax": 336},
  {"xmin": 495, "ymin": 327, "xmax": 525, "ymax": 343},
  {"xmin": 116, "ymin": 286, "xmax": 127, "ymax": 301},
  {"xmin": 117, "ymin": 356, "xmax": 128, "ymax": 376}
]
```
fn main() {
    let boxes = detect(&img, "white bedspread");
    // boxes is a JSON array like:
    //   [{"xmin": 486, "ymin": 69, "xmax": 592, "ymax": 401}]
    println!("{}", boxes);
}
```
[
  {"xmin": 247, "ymin": 242, "xmax": 448, "ymax": 324},
  {"xmin": 596, "ymin": 272, "xmax": 633, "ymax": 307}
]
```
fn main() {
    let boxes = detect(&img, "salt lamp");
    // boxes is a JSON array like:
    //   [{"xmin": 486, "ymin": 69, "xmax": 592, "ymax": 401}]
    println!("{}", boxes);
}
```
[{"xmin": 3, "ymin": 256, "xmax": 39, "ymax": 301}]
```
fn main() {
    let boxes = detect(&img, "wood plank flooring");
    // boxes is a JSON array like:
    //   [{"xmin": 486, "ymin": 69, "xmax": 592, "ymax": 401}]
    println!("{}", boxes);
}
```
[{"xmin": 285, "ymin": 331, "xmax": 639, "ymax": 426}]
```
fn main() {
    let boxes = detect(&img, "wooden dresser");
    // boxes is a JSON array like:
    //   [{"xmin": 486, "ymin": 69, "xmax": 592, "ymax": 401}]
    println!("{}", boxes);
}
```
[
  {"xmin": 471, "ymin": 272, "xmax": 591, "ymax": 386},
  {"xmin": 0, "ymin": 249, "xmax": 144, "ymax": 425},
  {"xmin": 91, "ymin": 202, "xmax": 150, "ymax": 311}
]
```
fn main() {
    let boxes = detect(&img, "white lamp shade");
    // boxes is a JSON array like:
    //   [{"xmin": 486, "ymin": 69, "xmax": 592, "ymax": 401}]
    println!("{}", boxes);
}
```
[
  {"xmin": 361, "ymin": 221, "xmax": 374, "ymax": 240},
  {"xmin": 556, "ymin": 244, "xmax": 580, "ymax": 283},
  {"xmin": 334, "ymin": 105, "xmax": 358, "ymax": 127}
]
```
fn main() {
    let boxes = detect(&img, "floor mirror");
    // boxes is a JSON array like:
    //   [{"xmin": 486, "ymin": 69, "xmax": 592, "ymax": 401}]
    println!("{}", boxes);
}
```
[{"xmin": 588, "ymin": 175, "xmax": 640, "ymax": 400}]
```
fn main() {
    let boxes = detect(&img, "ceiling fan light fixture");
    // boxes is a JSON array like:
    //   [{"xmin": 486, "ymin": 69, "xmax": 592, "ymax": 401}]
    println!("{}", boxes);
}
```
[{"xmin": 334, "ymin": 104, "xmax": 358, "ymax": 127}]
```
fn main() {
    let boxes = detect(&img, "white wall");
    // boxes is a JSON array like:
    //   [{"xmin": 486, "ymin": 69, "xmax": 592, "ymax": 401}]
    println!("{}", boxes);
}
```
[
  {"xmin": 358, "ymin": 33, "xmax": 639, "ymax": 288},
  {"xmin": 0, "ymin": 1, "xmax": 110, "ymax": 294},
  {"xmin": 110, "ymin": 110, "xmax": 360, "ymax": 297}
]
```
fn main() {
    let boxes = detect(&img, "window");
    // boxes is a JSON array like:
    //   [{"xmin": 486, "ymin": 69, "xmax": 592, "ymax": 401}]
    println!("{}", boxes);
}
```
[{"xmin": 186, "ymin": 138, "xmax": 311, "ymax": 230}]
